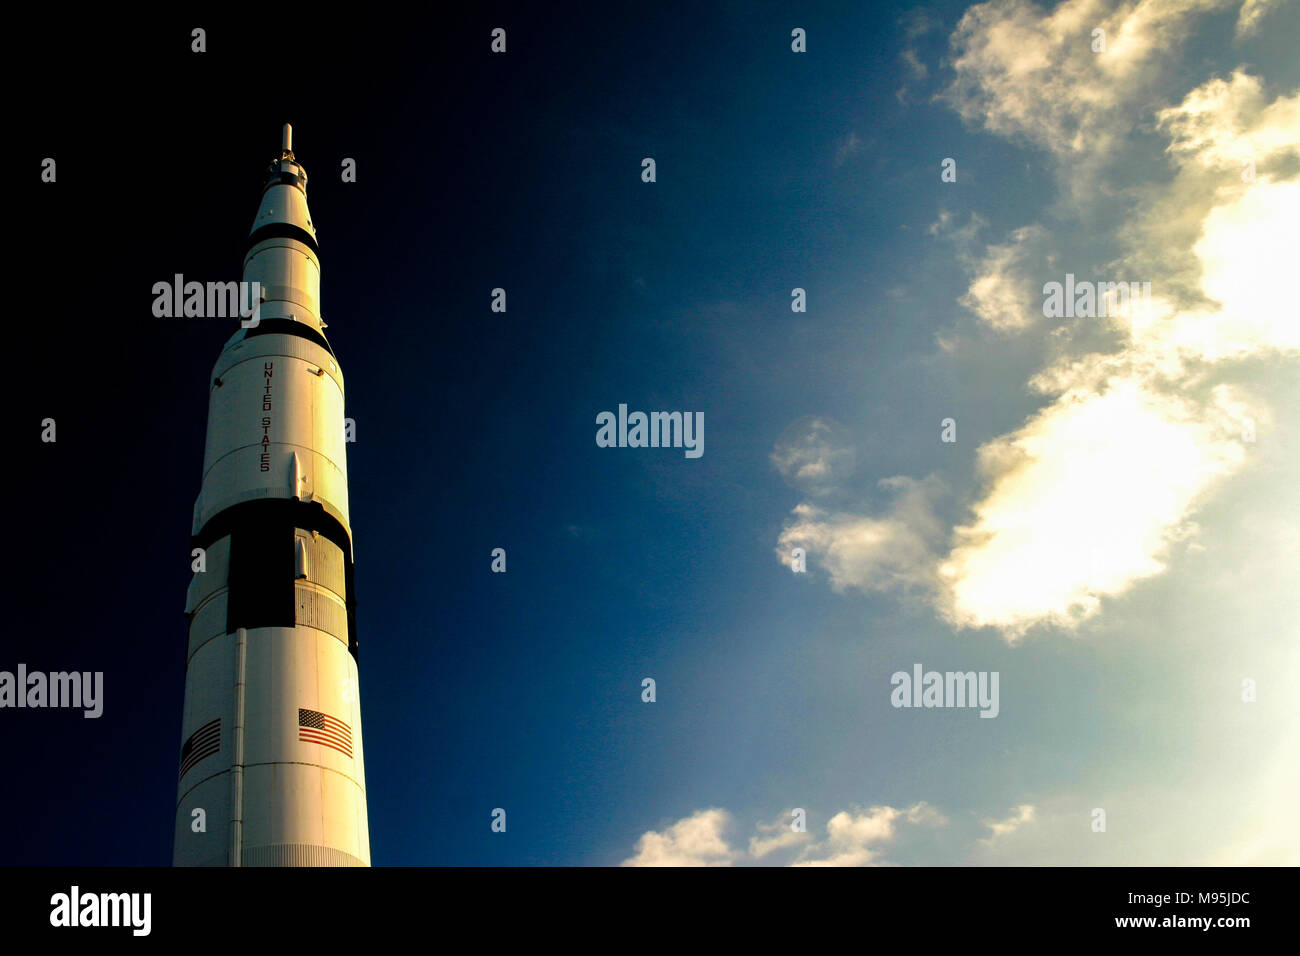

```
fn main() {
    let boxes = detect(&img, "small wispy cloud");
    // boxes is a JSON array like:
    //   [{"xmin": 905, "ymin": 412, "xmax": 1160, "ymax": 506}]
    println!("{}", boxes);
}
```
[
  {"xmin": 834, "ymin": 131, "xmax": 863, "ymax": 167},
  {"xmin": 776, "ymin": 475, "xmax": 946, "ymax": 596},
  {"xmin": 770, "ymin": 415, "xmax": 856, "ymax": 495},
  {"xmin": 1235, "ymin": 0, "xmax": 1282, "ymax": 38},
  {"xmin": 932, "ymin": 217, "xmax": 1052, "ymax": 333},
  {"xmin": 896, "ymin": 8, "xmax": 942, "ymax": 102},
  {"xmin": 980, "ymin": 804, "xmax": 1036, "ymax": 844}
]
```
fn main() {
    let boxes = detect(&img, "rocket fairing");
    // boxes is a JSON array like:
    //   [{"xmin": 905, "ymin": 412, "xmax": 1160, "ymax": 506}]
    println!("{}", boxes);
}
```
[{"xmin": 173, "ymin": 126, "xmax": 371, "ymax": 866}]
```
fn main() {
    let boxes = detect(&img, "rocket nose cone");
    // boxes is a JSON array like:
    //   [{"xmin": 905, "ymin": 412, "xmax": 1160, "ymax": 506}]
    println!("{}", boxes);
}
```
[{"xmin": 249, "ymin": 133, "xmax": 318, "ymax": 245}]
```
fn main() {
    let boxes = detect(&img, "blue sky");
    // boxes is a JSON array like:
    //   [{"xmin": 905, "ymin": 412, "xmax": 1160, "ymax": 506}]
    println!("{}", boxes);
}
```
[{"xmin": 9, "ymin": 0, "xmax": 1299, "ymax": 865}]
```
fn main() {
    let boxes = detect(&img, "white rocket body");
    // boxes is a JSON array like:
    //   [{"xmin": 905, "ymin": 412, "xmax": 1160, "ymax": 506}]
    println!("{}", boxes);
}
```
[{"xmin": 173, "ymin": 127, "xmax": 370, "ymax": 866}]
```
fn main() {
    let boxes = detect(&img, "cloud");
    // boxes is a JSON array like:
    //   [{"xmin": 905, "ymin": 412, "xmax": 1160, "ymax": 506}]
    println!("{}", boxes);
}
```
[
  {"xmin": 776, "ymin": 476, "xmax": 946, "ymax": 595},
  {"xmin": 626, "ymin": 803, "xmax": 949, "ymax": 867},
  {"xmin": 980, "ymin": 804, "xmax": 1036, "ymax": 843},
  {"xmin": 935, "ymin": 67, "xmax": 1298, "ymax": 637},
  {"xmin": 940, "ymin": 0, "xmax": 1237, "ymax": 196},
  {"xmin": 897, "ymin": 8, "xmax": 942, "ymax": 101},
  {"xmin": 621, "ymin": 808, "xmax": 737, "ymax": 866},
  {"xmin": 902, "ymin": 6, "xmax": 943, "ymax": 41},
  {"xmin": 1157, "ymin": 70, "xmax": 1300, "ymax": 172},
  {"xmin": 834, "ymin": 131, "xmax": 863, "ymax": 167},
  {"xmin": 748, "ymin": 813, "xmax": 814, "ymax": 859},
  {"xmin": 1116, "ymin": 70, "xmax": 1300, "ymax": 306},
  {"xmin": 901, "ymin": 47, "xmax": 928, "ymax": 81},
  {"xmin": 951, "ymin": 222, "xmax": 1052, "ymax": 332},
  {"xmin": 926, "ymin": 207, "xmax": 985, "ymax": 242},
  {"xmin": 770, "ymin": 415, "xmax": 856, "ymax": 495},
  {"xmin": 938, "ymin": 380, "xmax": 1248, "ymax": 638},
  {"xmin": 794, "ymin": 802, "xmax": 948, "ymax": 867},
  {"xmin": 1235, "ymin": 0, "xmax": 1282, "ymax": 37}
]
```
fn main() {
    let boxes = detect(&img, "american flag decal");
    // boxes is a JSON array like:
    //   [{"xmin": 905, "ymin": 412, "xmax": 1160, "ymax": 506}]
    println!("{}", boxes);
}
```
[
  {"xmin": 179, "ymin": 718, "xmax": 221, "ymax": 779},
  {"xmin": 298, "ymin": 708, "xmax": 353, "ymax": 758}
]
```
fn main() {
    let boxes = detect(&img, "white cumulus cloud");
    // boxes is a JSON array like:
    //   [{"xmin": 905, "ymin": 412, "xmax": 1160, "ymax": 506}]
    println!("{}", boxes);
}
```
[{"xmin": 621, "ymin": 808, "xmax": 738, "ymax": 867}]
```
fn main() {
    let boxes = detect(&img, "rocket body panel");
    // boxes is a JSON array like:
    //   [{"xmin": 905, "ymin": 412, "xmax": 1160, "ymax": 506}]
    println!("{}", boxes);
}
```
[
  {"xmin": 192, "ymin": 331, "xmax": 350, "ymax": 536},
  {"xmin": 173, "ymin": 626, "xmax": 369, "ymax": 866},
  {"xmin": 173, "ymin": 626, "xmax": 369, "ymax": 867},
  {"xmin": 251, "ymin": 183, "xmax": 318, "ymax": 242},
  {"xmin": 174, "ymin": 129, "xmax": 371, "ymax": 867},
  {"xmin": 242, "ymin": 236, "xmax": 323, "ymax": 329}
]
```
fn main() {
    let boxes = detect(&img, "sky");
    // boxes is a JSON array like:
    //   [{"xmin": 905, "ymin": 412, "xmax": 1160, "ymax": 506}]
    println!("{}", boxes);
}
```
[{"xmin": 8, "ymin": 0, "xmax": 1299, "ymax": 866}]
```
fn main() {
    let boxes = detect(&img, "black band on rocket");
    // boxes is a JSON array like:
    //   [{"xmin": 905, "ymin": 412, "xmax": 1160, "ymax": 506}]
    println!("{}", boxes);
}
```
[
  {"xmin": 243, "ymin": 318, "xmax": 336, "ymax": 357},
  {"xmin": 193, "ymin": 498, "xmax": 360, "ymax": 662},
  {"xmin": 247, "ymin": 221, "xmax": 321, "ymax": 257}
]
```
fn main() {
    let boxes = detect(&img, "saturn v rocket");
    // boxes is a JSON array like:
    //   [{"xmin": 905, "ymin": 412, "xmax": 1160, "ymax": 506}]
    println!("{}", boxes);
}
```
[{"xmin": 173, "ymin": 126, "xmax": 370, "ymax": 866}]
